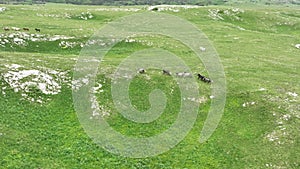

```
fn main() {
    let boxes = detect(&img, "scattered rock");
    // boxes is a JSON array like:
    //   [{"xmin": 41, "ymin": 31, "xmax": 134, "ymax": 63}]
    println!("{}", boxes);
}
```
[
  {"xmin": 1, "ymin": 64, "xmax": 70, "ymax": 103},
  {"xmin": 242, "ymin": 101, "xmax": 255, "ymax": 107},
  {"xmin": 287, "ymin": 92, "xmax": 298, "ymax": 97}
]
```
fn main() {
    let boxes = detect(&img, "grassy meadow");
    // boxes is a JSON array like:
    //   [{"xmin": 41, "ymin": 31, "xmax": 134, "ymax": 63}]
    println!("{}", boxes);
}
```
[{"xmin": 0, "ymin": 3, "xmax": 299, "ymax": 169}]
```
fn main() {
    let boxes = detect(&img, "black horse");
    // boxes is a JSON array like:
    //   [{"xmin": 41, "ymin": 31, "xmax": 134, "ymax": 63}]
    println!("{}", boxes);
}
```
[
  {"xmin": 197, "ymin": 73, "xmax": 212, "ymax": 83},
  {"xmin": 35, "ymin": 28, "xmax": 41, "ymax": 32}
]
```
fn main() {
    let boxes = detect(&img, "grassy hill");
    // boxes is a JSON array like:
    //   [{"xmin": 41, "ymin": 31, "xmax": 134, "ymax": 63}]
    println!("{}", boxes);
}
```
[
  {"xmin": 1, "ymin": 0, "xmax": 300, "ymax": 5},
  {"xmin": 0, "ymin": 3, "xmax": 299, "ymax": 168}
]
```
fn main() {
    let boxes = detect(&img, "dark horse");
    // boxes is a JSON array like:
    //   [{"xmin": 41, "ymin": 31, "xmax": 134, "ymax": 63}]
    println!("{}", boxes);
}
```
[
  {"xmin": 35, "ymin": 28, "xmax": 41, "ymax": 32},
  {"xmin": 197, "ymin": 73, "xmax": 212, "ymax": 83},
  {"xmin": 138, "ymin": 68, "xmax": 145, "ymax": 74},
  {"xmin": 162, "ymin": 69, "xmax": 171, "ymax": 76}
]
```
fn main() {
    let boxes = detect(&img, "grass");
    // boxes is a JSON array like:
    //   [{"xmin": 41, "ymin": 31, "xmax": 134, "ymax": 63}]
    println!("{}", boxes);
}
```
[{"xmin": 0, "ymin": 3, "xmax": 299, "ymax": 169}]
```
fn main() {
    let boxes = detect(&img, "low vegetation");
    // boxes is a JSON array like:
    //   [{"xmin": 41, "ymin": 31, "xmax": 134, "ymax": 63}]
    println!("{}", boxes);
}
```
[
  {"xmin": 1, "ymin": 0, "xmax": 300, "ymax": 6},
  {"xmin": 0, "ymin": 2, "xmax": 299, "ymax": 168}
]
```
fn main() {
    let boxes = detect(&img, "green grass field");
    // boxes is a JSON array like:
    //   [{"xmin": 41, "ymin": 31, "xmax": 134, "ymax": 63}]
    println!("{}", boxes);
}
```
[{"xmin": 0, "ymin": 3, "xmax": 299, "ymax": 169}]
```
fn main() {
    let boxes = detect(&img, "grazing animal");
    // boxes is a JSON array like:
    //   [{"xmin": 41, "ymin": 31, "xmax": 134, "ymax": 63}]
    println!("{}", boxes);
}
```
[
  {"xmin": 23, "ymin": 28, "xmax": 29, "ymax": 31},
  {"xmin": 162, "ymin": 69, "xmax": 171, "ymax": 76},
  {"xmin": 151, "ymin": 7, "xmax": 159, "ymax": 11},
  {"xmin": 3, "ymin": 27, "xmax": 9, "ymax": 31},
  {"xmin": 12, "ymin": 27, "xmax": 20, "ymax": 31},
  {"xmin": 138, "ymin": 68, "xmax": 145, "ymax": 74},
  {"xmin": 176, "ymin": 72, "xmax": 192, "ymax": 78},
  {"xmin": 176, "ymin": 72, "xmax": 184, "ymax": 77},
  {"xmin": 183, "ymin": 72, "xmax": 192, "ymax": 77},
  {"xmin": 200, "ymin": 46, "xmax": 206, "ymax": 52},
  {"xmin": 197, "ymin": 73, "xmax": 212, "ymax": 83},
  {"xmin": 35, "ymin": 28, "xmax": 40, "ymax": 32}
]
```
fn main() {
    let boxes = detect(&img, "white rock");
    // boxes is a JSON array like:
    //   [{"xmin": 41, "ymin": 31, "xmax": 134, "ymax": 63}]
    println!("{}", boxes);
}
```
[
  {"xmin": 13, "ymin": 38, "xmax": 24, "ymax": 42},
  {"xmin": 282, "ymin": 114, "xmax": 291, "ymax": 121},
  {"xmin": 287, "ymin": 92, "xmax": 298, "ymax": 97},
  {"xmin": 258, "ymin": 88, "xmax": 266, "ymax": 91},
  {"xmin": 2, "ymin": 67, "xmax": 62, "ymax": 98}
]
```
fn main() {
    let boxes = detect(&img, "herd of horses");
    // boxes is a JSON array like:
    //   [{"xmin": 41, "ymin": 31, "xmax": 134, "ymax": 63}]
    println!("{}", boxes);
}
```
[
  {"xmin": 2, "ymin": 26, "xmax": 211, "ymax": 84},
  {"xmin": 138, "ymin": 68, "xmax": 212, "ymax": 83},
  {"xmin": 3, "ymin": 27, "xmax": 40, "ymax": 32}
]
